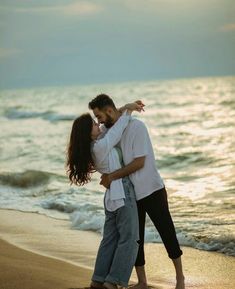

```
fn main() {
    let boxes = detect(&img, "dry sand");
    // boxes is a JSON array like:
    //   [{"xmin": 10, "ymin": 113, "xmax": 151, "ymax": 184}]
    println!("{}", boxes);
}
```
[{"xmin": 0, "ymin": 208, "xmax": 234, "ymax": 289}]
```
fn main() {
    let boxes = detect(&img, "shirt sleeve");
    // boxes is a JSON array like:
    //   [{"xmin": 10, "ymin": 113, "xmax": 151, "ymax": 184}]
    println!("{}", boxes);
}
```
[
  {"xmin": 92, "ymin": 111, "xmax": 130, "ymax": 163},
  {"xmin": 132, "ymin": 121, "xmax": 149, "ymax": 158}
]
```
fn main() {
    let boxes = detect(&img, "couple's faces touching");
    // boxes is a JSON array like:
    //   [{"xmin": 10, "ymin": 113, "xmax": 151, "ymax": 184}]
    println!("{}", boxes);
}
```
[
  {"xmin": 91, "ymin": 119, "xmax": 100, "ymax": 140},
  {"xmin": 92, "ymin": 107, "xmax": 114, "ymax": 128},
  {"xmin": 90, "ymin": 107, "xmax": 114, "ymax": 140}
]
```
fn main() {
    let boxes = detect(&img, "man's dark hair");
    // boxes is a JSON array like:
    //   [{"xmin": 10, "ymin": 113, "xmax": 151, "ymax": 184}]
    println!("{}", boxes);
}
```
[{"xmin": 88, "ymin": 94, "xmax": 116, "ymax": 110}]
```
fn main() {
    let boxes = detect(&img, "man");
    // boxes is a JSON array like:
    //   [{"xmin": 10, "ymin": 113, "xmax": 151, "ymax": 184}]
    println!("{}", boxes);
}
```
[{"xmin": 89, "ymin": 94, "xmax": 185, "ymax": 289}]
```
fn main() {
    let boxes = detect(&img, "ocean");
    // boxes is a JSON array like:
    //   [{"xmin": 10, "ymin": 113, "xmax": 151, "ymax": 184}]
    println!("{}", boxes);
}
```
[{"xmin": 0, "ymin": 76, "xmax": 234, "ymax": 256}]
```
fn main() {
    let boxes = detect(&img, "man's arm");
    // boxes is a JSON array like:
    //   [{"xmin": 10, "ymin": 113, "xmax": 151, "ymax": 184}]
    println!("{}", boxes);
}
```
[{"xmin": 100, "ymin": 156, "xmax": 145, "ymax": 188}]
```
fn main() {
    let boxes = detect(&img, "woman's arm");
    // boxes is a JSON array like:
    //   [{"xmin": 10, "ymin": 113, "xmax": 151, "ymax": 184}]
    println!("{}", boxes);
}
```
[
  {"xmin": 119, "ymin": 100, "xmax": 145, "ymax": 113},
  {"xmin": 92, "ymin": 102, "xmax": 145, "ymax": 164},
  {"xmin": 92, "ymin": 111, "xmax": 131, "ymax": 164}
]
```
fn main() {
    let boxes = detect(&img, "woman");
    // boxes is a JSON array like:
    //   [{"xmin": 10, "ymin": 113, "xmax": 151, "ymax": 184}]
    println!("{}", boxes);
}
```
[{"xmin": 66, "ymin": 102, "xmax": 144, "ymax": 289}]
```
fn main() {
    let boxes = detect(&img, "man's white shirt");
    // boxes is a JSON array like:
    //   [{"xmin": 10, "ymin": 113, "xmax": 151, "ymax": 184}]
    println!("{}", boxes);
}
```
[{"xmin": 119, "ymin": 118, "xmax": 164, "ymax": 201}]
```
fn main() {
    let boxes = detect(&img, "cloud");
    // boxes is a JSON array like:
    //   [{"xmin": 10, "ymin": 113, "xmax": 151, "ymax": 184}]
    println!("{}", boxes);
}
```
[
  {"xmin": 219, "ymin": 23, "xmax": 235, "ymax": 32},
  {"xmin": 0, "ymin": 48, "xmax": 21, "ymax": 59},
  {"xmin": 0, "ymin": 1, "xmax": 103, "ymax": 16}
]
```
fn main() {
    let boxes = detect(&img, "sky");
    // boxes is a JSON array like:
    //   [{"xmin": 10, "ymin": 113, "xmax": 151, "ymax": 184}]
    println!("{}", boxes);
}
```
[{"xmin": 0, "ymin": 0, "xmax": 235, "ymax": 89}]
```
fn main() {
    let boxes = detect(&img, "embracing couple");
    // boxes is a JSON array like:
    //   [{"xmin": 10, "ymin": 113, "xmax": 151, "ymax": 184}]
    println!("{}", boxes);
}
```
[{"xmin": 66, "ymin": 94, "xmax": 185, "ymax": 289}]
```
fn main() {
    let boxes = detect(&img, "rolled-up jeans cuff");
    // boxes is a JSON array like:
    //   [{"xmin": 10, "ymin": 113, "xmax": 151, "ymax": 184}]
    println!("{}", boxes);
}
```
[
  {"xmin": 169, "ymin": 249, "xmax": 183, "ymax": 259},
  {"xmin": 92, "ymin": 274, "xmax": 105, "ymax": 283},
  {"xmin": 105, "ymin": 274, "xmax": 128, "ymax": 287}
]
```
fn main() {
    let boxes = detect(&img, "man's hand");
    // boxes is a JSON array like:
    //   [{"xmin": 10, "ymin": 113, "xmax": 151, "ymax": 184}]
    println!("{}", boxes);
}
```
[
  {"xmin": 101, "ymin": 157, "xmax": 145, "ymax": 185},
  {"xmin": 100, "ymin": 173, "xmax": 112, "ymax": 189}
]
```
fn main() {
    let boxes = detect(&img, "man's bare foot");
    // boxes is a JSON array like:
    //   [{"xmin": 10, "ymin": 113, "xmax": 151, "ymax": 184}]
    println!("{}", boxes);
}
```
[
  {"xmin": 103, "ymin": 282, "xmax": 118, "ymax": 289},
  {"xmin": 175, "ymin": 276, "xmax": 185, "ymax": 289},
  {"xmin": 90, "ymin": 281, "xmax": 104, "ymax": 289},
  {"xmin": 129, "ymin": 282, "xmax": 148, "ymax": 289}
]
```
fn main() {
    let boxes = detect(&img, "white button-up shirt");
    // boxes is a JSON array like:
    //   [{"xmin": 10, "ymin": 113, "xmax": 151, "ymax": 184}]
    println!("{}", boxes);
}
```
[{"xmin": 120, "ymin": 118, "xmax": 165, "ymax": 201}]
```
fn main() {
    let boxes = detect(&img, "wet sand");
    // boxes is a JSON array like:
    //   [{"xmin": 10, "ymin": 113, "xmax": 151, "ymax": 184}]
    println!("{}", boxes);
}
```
[{"xmin": 0, "ymin": 209, "xmax": 234, "ymax": 289}]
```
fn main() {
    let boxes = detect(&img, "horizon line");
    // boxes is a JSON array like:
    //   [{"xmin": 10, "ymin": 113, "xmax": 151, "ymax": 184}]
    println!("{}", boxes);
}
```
[{"xmin": 0, "ymin": 73, "xmax": 235, "ymax": 92}]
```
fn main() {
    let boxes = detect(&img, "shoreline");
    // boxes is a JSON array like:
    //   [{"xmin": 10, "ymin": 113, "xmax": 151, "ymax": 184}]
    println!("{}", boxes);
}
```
[{"xmin": 0, "ymin": 208, "xmax": 234, "ymax": 289}]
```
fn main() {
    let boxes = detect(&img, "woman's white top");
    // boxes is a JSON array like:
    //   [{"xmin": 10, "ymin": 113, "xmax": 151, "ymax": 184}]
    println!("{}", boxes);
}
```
[{"xmin": 91, "ymin": 111, "xmax": 130, "ymax": 211}]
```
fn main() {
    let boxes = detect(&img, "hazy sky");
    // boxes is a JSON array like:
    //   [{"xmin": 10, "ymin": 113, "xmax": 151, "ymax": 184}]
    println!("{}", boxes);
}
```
[{"xmin": 0, "ymin": 0, "xmax": 235, "ymax": 89}]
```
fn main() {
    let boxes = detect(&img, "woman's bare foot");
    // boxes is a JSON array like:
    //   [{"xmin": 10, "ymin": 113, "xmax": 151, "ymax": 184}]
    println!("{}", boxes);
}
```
[
  {"xmin": 103, "ymin": 282, "xmax": 118, "ymax": 289},
  {"xmin": 175, "ymin": 276, "xmax": 185, "ymax": 289},
  {"xmin": 90, "ymin": 281, "xmax": 104, "ymax": 289}
]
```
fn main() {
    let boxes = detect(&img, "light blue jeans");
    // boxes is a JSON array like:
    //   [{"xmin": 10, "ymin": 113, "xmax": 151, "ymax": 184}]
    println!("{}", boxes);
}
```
[{"xmin": 92, "ymin": 176, "xmax": 139, "ymax": 287}]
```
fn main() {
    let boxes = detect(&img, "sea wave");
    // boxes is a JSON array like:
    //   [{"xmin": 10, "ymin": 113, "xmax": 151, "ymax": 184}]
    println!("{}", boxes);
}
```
[
  {"xmin": 41, "ymin": 198, "xmax": 104, "ymax": 232},
  {"xmin": 41, "ymin": 198, "xmax": 235, "ymax": 256},
  {"xmin": 70, "ymin": 209, "xmax": 105, "ymax": 233},
  {"xmin": 0, "ymin": 170, "xmax": 52, "ymax": 188},
  {"xmin": 158, "ymin": 151, "xmax": 214, "ymax": 168},
  {"xmin": 180, "ymin": 232, "xmax": 235, "ymax": 256},
  {"xmin": 70, "ymin": 212, "xmax": 235, "ymax": 256},
  {"xmin": 41, "ymin": 198, "xmax": 79, "ymax": 214},
  {"xmin": 220, "ymin": 99, "xmax": 235, "ymax": 109},
  {"xmin": 4, "ymin": 108, "xmax": 75, "ymax": 122},
  {"xmin": 145, "ymin": 227, "xmax": 235, "ymax": 256},
  {"xmin": 157, "ymin": 120, "xmax": 196, "ymax": 128}
]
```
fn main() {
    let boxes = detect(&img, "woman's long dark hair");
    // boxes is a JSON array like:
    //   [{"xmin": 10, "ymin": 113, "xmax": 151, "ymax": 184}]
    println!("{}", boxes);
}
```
[{"xmin": 66, "ymin": 113, "xmax": 96, "ymax": 186}]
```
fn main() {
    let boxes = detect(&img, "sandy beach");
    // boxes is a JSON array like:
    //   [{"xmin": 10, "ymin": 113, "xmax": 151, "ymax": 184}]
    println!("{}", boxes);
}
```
[{"xmin": 0, "ymin": 208, "xmax": 234, "ymax": 289}]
